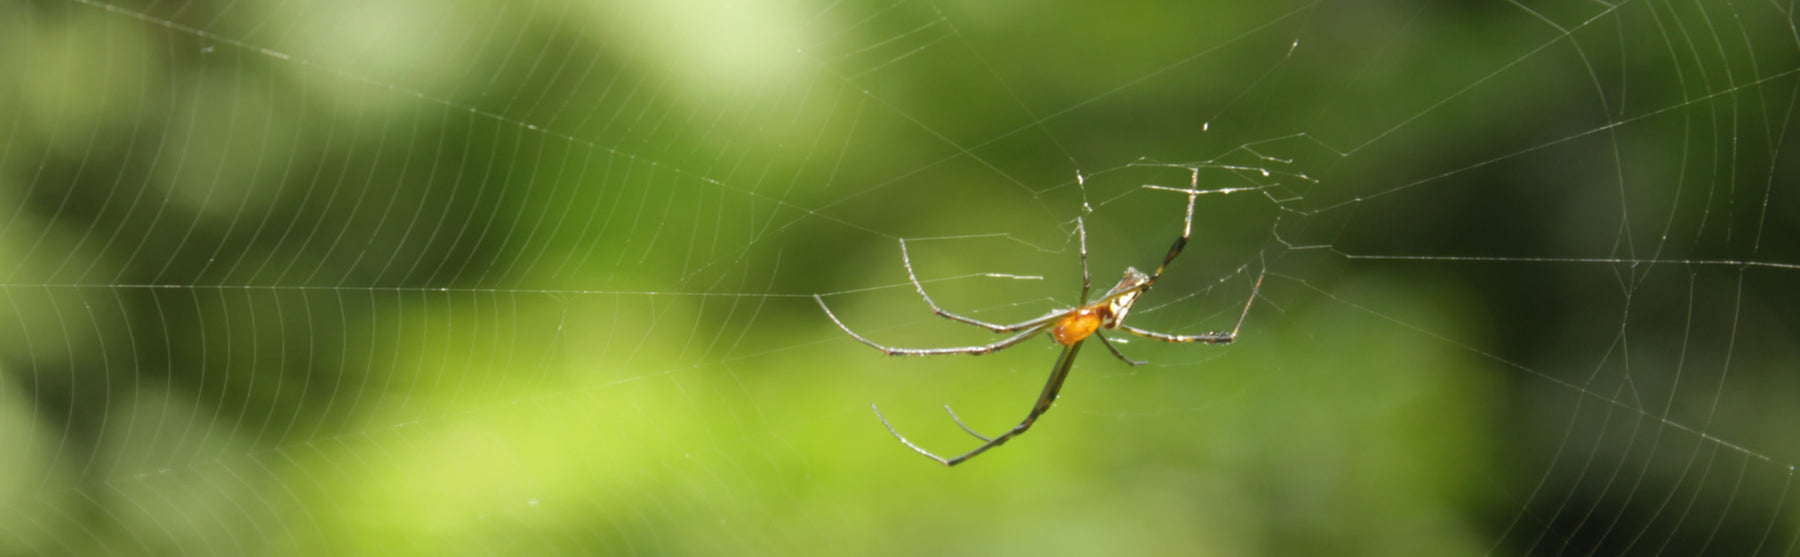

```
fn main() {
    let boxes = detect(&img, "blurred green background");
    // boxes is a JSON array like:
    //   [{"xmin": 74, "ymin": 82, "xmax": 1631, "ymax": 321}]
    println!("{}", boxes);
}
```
[{"xmin": 3, "ymin": 0, "xmax": 1798, "ymax": 555}]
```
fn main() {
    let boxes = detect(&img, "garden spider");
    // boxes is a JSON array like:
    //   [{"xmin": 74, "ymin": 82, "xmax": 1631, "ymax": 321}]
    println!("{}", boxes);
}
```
[{"xmin": 814, "ymin": 168, "xmax": 1265, "ymax": 466}]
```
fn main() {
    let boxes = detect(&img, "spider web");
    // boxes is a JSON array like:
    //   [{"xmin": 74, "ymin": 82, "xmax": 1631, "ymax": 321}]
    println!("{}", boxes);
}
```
[{"xmin": 2, "ymin": 0, "xmax": 1797, "ymax": 554}]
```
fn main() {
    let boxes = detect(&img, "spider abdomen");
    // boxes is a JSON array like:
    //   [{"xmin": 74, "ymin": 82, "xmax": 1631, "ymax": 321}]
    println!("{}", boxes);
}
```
[{"xmin": 1051, "ymin": 306, "xmax": 1108, "ymax": 345}]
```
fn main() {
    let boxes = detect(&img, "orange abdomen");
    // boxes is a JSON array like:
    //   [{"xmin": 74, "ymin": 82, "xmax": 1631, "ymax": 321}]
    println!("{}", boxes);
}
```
[{"xmin": 1051, "ymin": 307, "xmax": 1103, "ymax": 345}]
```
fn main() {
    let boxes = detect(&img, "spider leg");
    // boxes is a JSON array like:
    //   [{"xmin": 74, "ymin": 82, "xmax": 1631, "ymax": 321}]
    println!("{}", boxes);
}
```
[
  {"xmin": 875, "ymin": 341, "xmax": 1086, "ymax": 466},
  {"xmin": 1141, "ymin": 168, "xmax": 1202, "ymax": 289},
  {"xmin": 1096, "ymin": 334, "xmax": 1145, "ymax": 366},
  {"xmin": 814, "ymin": 294, "xmax": 1056, "ymax": 355},
  {"xmin": 1115, "ymin": 265, "xmax": 1265, "ymax": 346},
  {"xmin": 1076, "ymin": 217, "xmax": 1092, "ymax": 305},
  {"xmin": 1117, "ymin": 324, "xmax": 1235, "ymax": 344},
  {"xmin": 901, "ymin": 239, "xmax": 1044, "ymax": 333},
  {"xmin": 941, "ymin": 404, "xmax": 994, "ymax": 442},
  {"xmin": 873, "ymin": 404, "xmax": 960, "ymax": 461}
]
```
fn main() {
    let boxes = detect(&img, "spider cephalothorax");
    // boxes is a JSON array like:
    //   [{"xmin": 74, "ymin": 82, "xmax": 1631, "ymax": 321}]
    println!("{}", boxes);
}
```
[
  {"xmin": 1051, "ymin": 268, "xmax": 1149, "ymax": 346},
  {"xmin": 815, "ymin": 168, "xmax": 1264, "ymax": 466}
]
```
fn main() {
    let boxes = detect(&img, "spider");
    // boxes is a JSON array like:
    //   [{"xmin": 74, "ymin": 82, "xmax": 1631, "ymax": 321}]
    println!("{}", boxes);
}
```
[{"xmin": 814, "ymin": 168, "xmax": 1265, "ymax": 466}]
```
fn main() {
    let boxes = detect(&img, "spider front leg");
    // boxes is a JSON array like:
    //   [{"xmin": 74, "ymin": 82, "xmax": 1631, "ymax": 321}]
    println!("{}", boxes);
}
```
[
  {"xmin": 1140, "ymin": 168, "xmax": 1202, "ymax": 289},
  {"xmin": 941, "ymin": 404, "xmax": 994, "ymax": 442},
  {"xmin": 873, "ymin": 341, "xmax": 1086, "ymax": 466}
]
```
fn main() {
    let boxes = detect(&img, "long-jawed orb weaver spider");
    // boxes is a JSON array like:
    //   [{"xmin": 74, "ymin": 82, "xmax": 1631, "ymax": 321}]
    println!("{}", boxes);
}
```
[{"xmin": 814, "ymin": 168, "xmax": 1266, "ymax": 466}]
